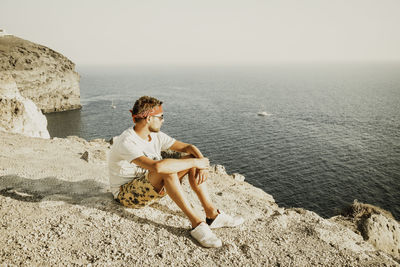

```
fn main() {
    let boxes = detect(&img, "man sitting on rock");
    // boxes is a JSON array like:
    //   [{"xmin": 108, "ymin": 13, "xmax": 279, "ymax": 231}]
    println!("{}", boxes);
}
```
[{"xmin": 108, "ymin": 96, "xmax": 243, "ymax": 248}]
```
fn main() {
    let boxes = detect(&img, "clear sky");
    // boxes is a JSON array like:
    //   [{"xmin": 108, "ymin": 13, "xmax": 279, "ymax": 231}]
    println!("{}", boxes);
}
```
[{"xmin": 1, "ymin": 0, "xmax": 400, "ymax": 65}]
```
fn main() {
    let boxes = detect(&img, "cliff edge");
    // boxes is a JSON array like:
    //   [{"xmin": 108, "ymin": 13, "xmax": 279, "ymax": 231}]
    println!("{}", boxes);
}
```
[
  {"xmin": 0, "ymin": 35, "xmax": 81, "ymax": 113},
  {"xmin": 0, "ymin": 131, "xmax": 399, "ymax": 266}
]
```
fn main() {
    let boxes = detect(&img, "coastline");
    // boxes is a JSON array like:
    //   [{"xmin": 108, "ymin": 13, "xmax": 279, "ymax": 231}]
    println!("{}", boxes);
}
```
[
  {"xmin": 1, "ymin": 18, "xmax": 400, "ymax": 266},
  {"xmin": 1, "ymin": 131, "xmax": 399, "ymax": 266},
  {"xmin": 52, "ymin": 63, "xmax": 400, "ymax": 221}
]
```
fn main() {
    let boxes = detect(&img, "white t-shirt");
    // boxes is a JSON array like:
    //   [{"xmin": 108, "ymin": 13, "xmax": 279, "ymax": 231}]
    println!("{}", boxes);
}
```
[{"xmin": 108, "ymin": 127, "xmax": 176, "ymax": 198}]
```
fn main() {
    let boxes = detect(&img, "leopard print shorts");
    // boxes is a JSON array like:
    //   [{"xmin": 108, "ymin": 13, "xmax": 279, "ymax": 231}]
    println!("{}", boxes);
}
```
[{"xmin": 116, "ymin": 172, "xmax": 165, "ymax": 208}]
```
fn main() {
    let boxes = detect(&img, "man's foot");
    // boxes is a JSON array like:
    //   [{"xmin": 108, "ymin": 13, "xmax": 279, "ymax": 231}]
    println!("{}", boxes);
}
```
[
  {"xmin": 190, "ymin": 222, "xmax": 222, "ymax": 248},
  {"xmin": 207, "ymin": 210, "xmax": 244, "ymax": 229}
]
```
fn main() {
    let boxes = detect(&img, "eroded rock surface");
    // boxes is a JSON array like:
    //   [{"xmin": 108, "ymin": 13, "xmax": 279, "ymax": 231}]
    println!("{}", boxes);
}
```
[
  {"xmin": 331, "ymin": 200, "xmax": 400, "ymax": 261},
  {"xmin": 0, "ymin": 35, "xmax": 80, "ymax": 113},
  {"xmin": 0, "ymin": 73, "xmax": 49, "ymax": 138},
  {"xmin": 362, "ymin": 214, "xmax": 400, "ymax": 258}
]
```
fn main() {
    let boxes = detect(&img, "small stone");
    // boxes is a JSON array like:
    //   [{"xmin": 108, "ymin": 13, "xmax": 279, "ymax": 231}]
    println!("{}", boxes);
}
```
[
  {"xmin": 214, "ymin": 164, "xmax": 227, "ymax": 175},
  {"xmin": 232, "ymin": 173, "xmax": 245, "ymax": 182},
  {"xmin": 80, "ymin": 151, "xmax": 89, "ymax": 162}
]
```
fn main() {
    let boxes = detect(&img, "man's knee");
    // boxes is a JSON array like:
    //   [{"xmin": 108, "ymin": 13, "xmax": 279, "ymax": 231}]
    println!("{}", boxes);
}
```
[{"xmin": 162, "ymin": 173, "xmax": 179, "ymax": 183}]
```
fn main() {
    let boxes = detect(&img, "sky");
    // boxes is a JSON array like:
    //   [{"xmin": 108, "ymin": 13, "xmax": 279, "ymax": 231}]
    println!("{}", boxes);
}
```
[{"xmin": 1, "ymin": 0, "xmax": 400, "ymax": 66}]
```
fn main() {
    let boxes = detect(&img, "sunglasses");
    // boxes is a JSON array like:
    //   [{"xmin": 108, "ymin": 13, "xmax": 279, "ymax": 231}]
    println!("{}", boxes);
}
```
[{"xmin": 152, "ymin": 114, "xmax": 164, "ymax": 120}]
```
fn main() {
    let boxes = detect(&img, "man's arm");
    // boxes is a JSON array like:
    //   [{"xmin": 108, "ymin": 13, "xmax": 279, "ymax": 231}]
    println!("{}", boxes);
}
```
[
  {"xmin": 169, "ymin": 141, "xmax": 209, "ymax": 185},
  {"xmin": 132, "ymin": 155, "xmax": 209, "ymax": 174},
  {"xmin": 169, "ymin": 141, "xmax": 204, "ymax": 158}
]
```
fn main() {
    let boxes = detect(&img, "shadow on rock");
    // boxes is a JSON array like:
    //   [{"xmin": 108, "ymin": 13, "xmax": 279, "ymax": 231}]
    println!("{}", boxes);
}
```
[{"xmin": 0, "ymin": 174, "xmax": 188, "ymax": 239}]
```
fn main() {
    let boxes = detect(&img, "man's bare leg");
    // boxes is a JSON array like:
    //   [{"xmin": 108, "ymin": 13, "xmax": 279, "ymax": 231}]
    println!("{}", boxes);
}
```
[
  {"xmin": 148, "ymin": 171, "xmax": 203, "ymax": 228},
  {"xmin": 175, "ymin": 155, "xmax": 219, "ymax": 219},
  {"xmin": 187, "ymin": 168, "xmax": 219, "ymax": 219}
]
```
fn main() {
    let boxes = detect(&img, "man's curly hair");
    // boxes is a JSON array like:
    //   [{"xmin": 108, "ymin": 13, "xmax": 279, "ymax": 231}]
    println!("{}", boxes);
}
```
[{"xmin": 131, "ymin": 96, "xmax": 163, "ymax": 122}]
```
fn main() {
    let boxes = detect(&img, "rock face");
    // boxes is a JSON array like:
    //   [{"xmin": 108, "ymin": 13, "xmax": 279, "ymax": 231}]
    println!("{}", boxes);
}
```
[
  {"xmin": 0, "ymin": 35, "xmax": 81, "ymax": 113},
  {"xmin": 0, "ymin": 73, "xmax": 50, "ymax": 138},
  {"xmin": 0, "ymin": 132, "xmax": 399, "ymax": 266},
  {"xmin": 362, "ymin": 214, "xmax": 400, "ymax": 258},
  {"xmin": 331, "ymin": 200, "xmax": 400, "ymax": 260}
]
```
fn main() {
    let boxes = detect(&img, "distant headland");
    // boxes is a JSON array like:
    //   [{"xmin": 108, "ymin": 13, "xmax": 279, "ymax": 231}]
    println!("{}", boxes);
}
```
[{"xmin": 0, "ymin": 33, "xmax": 81, "ymax": 138}]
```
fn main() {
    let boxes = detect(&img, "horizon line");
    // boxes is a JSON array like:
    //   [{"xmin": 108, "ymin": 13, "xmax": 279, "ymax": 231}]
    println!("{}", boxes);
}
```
[{"xmin": 76, "ymin": 60, "xmax": 400, "ymax": 68}]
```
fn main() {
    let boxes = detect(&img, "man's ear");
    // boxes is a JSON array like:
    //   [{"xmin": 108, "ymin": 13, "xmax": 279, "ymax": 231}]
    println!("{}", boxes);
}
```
[{"xmin": 145, "ymin": 116, "xmax": 151, "ymax": 123}]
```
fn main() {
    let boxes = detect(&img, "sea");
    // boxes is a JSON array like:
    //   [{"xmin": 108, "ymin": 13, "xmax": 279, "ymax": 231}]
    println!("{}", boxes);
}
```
[{"xmin": 45, "ymin": 63, "xmax": 400, "ymax": 220}]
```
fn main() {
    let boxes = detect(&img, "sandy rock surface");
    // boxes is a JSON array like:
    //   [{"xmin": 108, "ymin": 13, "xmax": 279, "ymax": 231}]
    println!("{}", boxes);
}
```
[
  {"xmin": 0, "ymin": 131, "xmax": 399, "ymax": 266},
  {"xmin": 0, "ymin": 35, "xmax": 80, "ymax": 113},
  {"xmin": 0, "ymin": 73, "xmax": 49, "ymax": 138},
  {"xmin": 362, "ymin": 214, "xmax": 400, "ymax": 258}
]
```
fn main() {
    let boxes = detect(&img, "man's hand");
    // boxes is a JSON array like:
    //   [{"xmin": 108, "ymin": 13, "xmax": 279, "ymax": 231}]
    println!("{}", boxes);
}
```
[
  {"xmin": 194, "ymin": 158, "xmax": 209, "ymax": 185},
  {"xmin": 194, "ymin": 158, "xmax": 209, "ymax": 169},
  {"xmin": 196, "ymin": 169, "xmax": 209, "ymax": 185},
  {"xmin": 169, "ymin": 142, "xmax": 210, "ymax": 185}
]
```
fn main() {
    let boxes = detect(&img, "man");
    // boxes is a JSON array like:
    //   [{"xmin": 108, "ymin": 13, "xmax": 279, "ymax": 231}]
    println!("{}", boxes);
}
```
[{"xmin": 108, "ymin": 96, "xmax": 243, "ymax": 248}]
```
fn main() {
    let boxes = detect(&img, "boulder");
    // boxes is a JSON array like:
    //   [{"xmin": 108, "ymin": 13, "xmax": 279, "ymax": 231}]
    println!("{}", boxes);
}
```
[{"xmin": 360, "ymin": 214, "xmax": 400, "ymax": 258}]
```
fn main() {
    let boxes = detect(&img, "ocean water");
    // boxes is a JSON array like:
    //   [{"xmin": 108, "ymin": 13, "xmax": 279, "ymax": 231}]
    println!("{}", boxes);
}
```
[{"xmin": 46, "ymin": 63, "xmax": 400, "ymax": 220}]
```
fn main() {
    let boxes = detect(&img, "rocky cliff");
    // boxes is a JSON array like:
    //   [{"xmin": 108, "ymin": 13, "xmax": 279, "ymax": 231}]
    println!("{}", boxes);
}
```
[
  {"xmin": 0, "ymin": 131, "xmax": 399, "ymax": 266},
  {"xmin": 0, "ymin": 35, "xmax": 80, "ymax": 113},
  {"xmin": 0, "ymin": 73, "xmax": 50, "ymax": 138}
]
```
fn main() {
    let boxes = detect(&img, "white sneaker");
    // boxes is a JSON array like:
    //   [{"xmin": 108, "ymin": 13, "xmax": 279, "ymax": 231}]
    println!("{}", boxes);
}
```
[
  {"xmin": 209, "ymin": 210, "xmax": 244, "ymax": 229},
  {"xmin": 190, "ymin": 222, "xmax": 222, "ymax": 248}
]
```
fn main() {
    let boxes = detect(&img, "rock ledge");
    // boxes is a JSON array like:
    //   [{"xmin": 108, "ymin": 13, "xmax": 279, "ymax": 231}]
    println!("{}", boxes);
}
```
[{"xmin": 0, "ymin": 132, "xmax": 399, "ymax": 266}]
